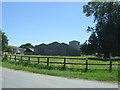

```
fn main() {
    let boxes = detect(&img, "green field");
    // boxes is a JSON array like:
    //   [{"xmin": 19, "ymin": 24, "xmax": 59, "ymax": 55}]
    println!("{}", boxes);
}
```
[
  {"xmin": 1, "ymin": 54, "xmax": 119, "ymax": 82},
  {"xmin": 7, "ymin": 54, "xmax": 119, "ymax": 71}
]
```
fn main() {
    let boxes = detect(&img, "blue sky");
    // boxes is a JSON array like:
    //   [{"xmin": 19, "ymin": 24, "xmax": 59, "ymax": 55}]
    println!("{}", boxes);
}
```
[{"xmin": 2, "ymin": 2, "xmax": 95, "ymax": 46}]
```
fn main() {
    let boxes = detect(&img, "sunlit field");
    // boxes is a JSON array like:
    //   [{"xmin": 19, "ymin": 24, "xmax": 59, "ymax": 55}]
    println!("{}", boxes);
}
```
[{"xmin": 7, "ymin": 54, "xmax": 119, "ymax": 71}]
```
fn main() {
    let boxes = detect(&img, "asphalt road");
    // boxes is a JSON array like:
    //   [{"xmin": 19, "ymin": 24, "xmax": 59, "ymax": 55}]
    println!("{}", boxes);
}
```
[{"xmin": 0, "ymin": 67, "xmax": 118, "ymax": 88}]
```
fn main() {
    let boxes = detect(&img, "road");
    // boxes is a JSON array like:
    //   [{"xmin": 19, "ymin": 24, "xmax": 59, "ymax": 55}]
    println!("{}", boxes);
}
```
[{"xmin": 0, "ymin": 67, "xmax": 118, "ymax": 88}]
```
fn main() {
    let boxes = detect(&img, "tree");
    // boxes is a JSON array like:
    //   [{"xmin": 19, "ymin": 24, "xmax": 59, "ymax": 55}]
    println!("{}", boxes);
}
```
[
  {"xmin": 80, "ymin": 40, "xmax": 89, "ymax": 55},
  {"xmin": 0, "ymin": 30, "xmax": 8, "ymax": 53},
  {"xmin": 20, "ymin": 43, "xmax": 34, "ymax": 49},
  {"xmin": 6, "ymin": 46, "xmax": 13, "ymax": 53},
  {"xmin": 81, "ymin": 35, "xmax": 101, "ymax": 55},
  {"xmin": 88, "ymin": 32, "xmax": 101, "ymax": 55},
  {"xmin": 83, "ymin": 0, "xmax": 120, "ymax": 58},
  {"xmin": 0, "ymin": 31, "xmax": 2, "ymax": 54}
]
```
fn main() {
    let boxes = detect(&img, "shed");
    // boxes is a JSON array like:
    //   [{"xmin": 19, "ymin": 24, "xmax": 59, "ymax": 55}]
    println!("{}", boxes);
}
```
[{"xmin": 24, "ymin": 48, "xmax": 34, "ymax": 55}]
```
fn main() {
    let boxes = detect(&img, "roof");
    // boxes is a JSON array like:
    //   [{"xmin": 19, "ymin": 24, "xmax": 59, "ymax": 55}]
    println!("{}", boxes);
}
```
[
  {"xmin": 10, "ymin": 46, "xmax": 24, "ymax": 50},
  {"xmin": 24, "ymin": 48, "xmax": 34, "ymax": 52},
  {"xmin": 69, "ymin": 40, "xmax": 80, "ymax": 43}
]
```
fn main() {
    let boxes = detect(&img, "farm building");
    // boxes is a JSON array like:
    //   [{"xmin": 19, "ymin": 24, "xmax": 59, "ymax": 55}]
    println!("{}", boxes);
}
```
[
  {"xmin": 11, "ymin": 46, "xmax": 24, "ymax": 54},
  {"xmin": 24, "ymin": 48, "xmax": 34, "ymax": 55},
  {"xmin": 34, "ymin": 40, "xmax": 80, "ymax": 56}
]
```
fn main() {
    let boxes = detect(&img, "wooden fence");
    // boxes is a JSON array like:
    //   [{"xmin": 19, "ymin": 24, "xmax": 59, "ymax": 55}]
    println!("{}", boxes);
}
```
[{"xmin": 6, "ymin": 54, "xmax": 120, "ymax": 72}]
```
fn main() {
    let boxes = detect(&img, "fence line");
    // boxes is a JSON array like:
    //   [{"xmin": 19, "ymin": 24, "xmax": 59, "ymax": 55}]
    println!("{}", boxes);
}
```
[{"xmin": 5, "ymin": 54, "xmax": 120, "ymax": 72}]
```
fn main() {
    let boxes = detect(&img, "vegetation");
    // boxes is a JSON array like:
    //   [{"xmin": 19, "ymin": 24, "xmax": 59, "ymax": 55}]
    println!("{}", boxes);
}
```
[
  {"xmin": 1, "ymin": 57, "xmax": 118, "ymax": 82},
  {"xmin": 0, "ymin": 30, "xmax": 2, "ymax": 54},
  {"xmin": 2, "ymin": 54, "xmax": 8, "ymax": 62},
  {"xmin": 83, "ymin": 0, "xmax": 120, "ymax": 58},
  {"xmin": 6, "ymin": 46, "xmax": 14, "ymax": 53},
  {"xmin": 1, "ymin": 1, "xmax": 119, "ymax": 83},
  {"xmin": 6, "ymin": 54, "xmax": 119, "ymax": 71},
  {"xmin": 19, "ymin": 43, "xmax": 34, "ymax": 49},
  {"xmin": 0, "ymin": 30, "xmax": 13, "ymax": 54},
  {"xmin": 0, "ymin": 30, "xmax": 8, "ymax": 53},
  {"xmin": 1, "ymin": 54, "xmax": 119, "ymax": 82}
]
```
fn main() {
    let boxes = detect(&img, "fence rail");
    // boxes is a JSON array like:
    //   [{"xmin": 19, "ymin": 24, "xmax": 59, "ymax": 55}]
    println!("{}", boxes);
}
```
[{"xmin": 5, "ymin": 54, "xmax": 120, "ymax": 72}]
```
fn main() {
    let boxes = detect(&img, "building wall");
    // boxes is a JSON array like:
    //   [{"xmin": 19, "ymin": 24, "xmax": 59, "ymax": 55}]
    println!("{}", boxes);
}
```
[
  {"xmin": 34, "ymin": 41, "xmax": 80, "ymax": 56},
  {"xmin": 24, "ymin": 48, "xmax": 34, "ymax": 55},
  {"xmin": 69, "ymin": 41, "xmax": 80, "ymax": 51},
  {"xmin": 12, "ymin": 47, "xmax": 24, "ymax": 54},
  {"xmin": 24, "ymin": 52, "xmax": 33, "ymax": 55}
]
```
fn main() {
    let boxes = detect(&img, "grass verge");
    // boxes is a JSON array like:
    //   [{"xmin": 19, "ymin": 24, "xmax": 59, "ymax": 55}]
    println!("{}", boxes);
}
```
[{"xmin": 1, "ymin": 60, "xmax": 118, "ymax": 83}]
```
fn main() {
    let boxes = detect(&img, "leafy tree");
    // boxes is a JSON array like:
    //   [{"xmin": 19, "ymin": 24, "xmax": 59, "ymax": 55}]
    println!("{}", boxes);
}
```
[
  {"xmin": 88, "ymin": 32, "xmax": 101, "ymax": 55},
  {"xmin": 0, "ymin": 31, "xmax": 2, "ymax": 54},
  {"xmin": 6, "ymin": 46, "xmax": 13, "ymax": 53},
  {"xmin": 80, "ymin": 40, "xmax": 88, "ymax": 55},
  {"xmin": 0, "ymin": 30, "xmax": 8, "ymax": 53},
  {"xmin": 20, "ymin": 43, "xmax": 34, "ymax": 49},
  {"xmin": 83, "ymin": 0, "xmax": 120, "ymax": 58}
]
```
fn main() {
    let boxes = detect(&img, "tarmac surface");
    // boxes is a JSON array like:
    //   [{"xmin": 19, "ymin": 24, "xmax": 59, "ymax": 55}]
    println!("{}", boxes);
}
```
[{"xmin": 0, "ymin": 67, "xmax": 118, "ymax": 88}]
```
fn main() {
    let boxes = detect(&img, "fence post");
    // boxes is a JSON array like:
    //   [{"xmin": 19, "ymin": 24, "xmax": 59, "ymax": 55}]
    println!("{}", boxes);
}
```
[
  {"xmin": 109, "ymin": 60, "xmax": 112, "ymax": 72},
  {"xmin": 10, "ymin": 55, "xmax": 11, "ymax": 60},
  {"xmin": 85, "ymin": 59, "xmax": 88, "ymax": 72},
  {"xmin": 21, "ymin": 56, "xmax": 22, "ymax": 61},
  {"xmin": 14, "ymin": 55, "xmax": 16, "ymax": 61},
  {"xmin": 47, "ymin": 57, "xmax": 49, "ymax": 66},
  {"xmin": 38, "ymin": 57, "xmax": 40, "ymax": 64},
  {"xmin": 28, "ymin": 57, "xmax": 30, "ymax": 62},
  {"xmin": 64, "ymin": 58, "xmax": 66, "ymax": 69}
]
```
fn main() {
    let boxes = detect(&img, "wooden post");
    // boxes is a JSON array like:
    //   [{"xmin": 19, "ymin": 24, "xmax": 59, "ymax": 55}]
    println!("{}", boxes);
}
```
[
  {"xmin": 10, "ymin": 55, "xmax": 11, "ymax": 60},
  {"xmin": 14, "ymin": 55, "xmax": 16, "ymax": 61},
  {"xmin": 109, "ymin": 60, "xmax": 112, "ymax": 72},
  {"xmin": 64, "ymin": 58, "xmax": 66, "ymax": 69},
  {"xmin": 85, "ymin": 60, "xmax": 88, "ymax": 72},
  {"xmin": 38, "ymin": 57, "xmax": 40, "ymax": 64},
  {"xmin": 21, "ymin": 56, "xmax": 22, "ymax": 61},
  {"xmin": 47, "ymin": 58, "xmax": 49, "ymax": 66},
  {"xmin": 28, "ymin": 57, "xmax": 30, "ymax": 62}
]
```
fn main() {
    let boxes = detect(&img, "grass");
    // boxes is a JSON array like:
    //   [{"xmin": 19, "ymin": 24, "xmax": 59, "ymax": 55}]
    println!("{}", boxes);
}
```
[
  {"xmin": 7, "ymin": 54, "xmax": 119, "ymax": 71},
  {"xmin": 1, "ymin": 59, "xmax": 119, "ymax": 83}
]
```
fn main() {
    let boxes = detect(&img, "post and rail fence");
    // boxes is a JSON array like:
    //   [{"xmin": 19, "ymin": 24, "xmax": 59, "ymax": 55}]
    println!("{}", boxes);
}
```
[{"xmin": 2, "ymin": 54, "xmax": 120, "ymax": 72}]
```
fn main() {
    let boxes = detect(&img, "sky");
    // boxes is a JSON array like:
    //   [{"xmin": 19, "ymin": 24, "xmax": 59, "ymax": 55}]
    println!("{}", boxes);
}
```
[
  {"xmin": 0, "ymin": 2, "xmax": 2, "ymax": 29},
  {"xmin": 2, "ymin": 2, "xmax": 95, "ymax": 47}
]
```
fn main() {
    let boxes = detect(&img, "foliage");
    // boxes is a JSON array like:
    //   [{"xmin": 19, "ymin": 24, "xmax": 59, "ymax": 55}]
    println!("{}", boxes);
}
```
[
  {"xmin": 6, "ymin": 54, "xmax": 119, "ymax": 72},
  {"xmin": 1, "ymin": 54, "xmax": 119, "ymax": 82},
  {"xmin": 2, "ymin": 60, "xmax": 118, "ymax": 82},
  {"xmin": 81, "ymin": 33, "xmax": 102, "ymax": 55},
  {"xmin": 88, "ymin": 32, "xmax": 100, "ymax": 54},
  {"xmin": 80, "ymin": 40, "xmax": 89, "ymax": 55},
  {"xmin": 0, "ymin": 31, "xmax": 2, "ymax": 54},
  {"xmin": 0, "ymin": 30, "xmax": 8, "ymax": 53},
  {"xmin": 19, "ymin": 43, "xmax": 34, "ymax": 49},
  {"xmin": 2, "ymin": 54, "xmax": 8, "ymax": 62},
  {"xmin": 83, "ymin": 1, "xmax": 120, "ymax": 58},
  {"xmin": 6, "ymin": 46, "xmax": 13, "ymax": 53}
]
